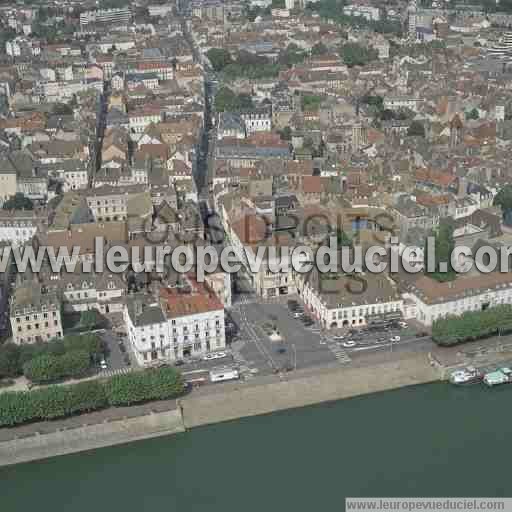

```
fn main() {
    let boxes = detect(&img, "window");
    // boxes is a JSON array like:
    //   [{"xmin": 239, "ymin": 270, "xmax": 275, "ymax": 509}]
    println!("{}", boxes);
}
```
[
  {"xmin": 16, "ymin": 317, "xmax": 20, "ymax": 323},
  {"xmin": 193, "ymin": 342, "xmax": 201, "ymax": 351},
  {"xmin": 54, "ymin": 320, "xmax": 58, "ymax": 326}
]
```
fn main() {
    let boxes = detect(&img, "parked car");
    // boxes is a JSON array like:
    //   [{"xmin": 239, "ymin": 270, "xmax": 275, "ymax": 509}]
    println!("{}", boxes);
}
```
[
  {"xmin": 100, "ymin": 359, "xmax": 108, "ymax": 370},
  {"xmin": 333, "ymin": 335, "xmax": 345, "ymax": 341},
  {"xmin": 342, "ymin": 340, "xmax": 357, "ymax": 348},
  {"xmin": 390, "ymin": 336, "xmax": 401, "ymax": 343},
  {"xmin": 203, "ymin": 351, "xmax": 227, "ymax": 361},
  {"xmin": 118, "ymin": 342, "xmax": 126, "ymax": 353},
  {"xmin": 399, "ymin": 322, "xmax": 408, "ymax": 329},
  {"xmin": 174, "ymin": 359, "xmax": 184, "ymax": 366},
  {"xmin": 293, "ymin": 312, "xmax": 303, "ymax": 319}
]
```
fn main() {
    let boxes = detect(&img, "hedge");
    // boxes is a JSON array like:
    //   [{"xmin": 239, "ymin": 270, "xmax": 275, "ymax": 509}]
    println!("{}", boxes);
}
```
[
  {"xmin": 23, "ymin": 350, "xmax": 90, "ymax": 384},
  {"xmin": 432, "ymin": 305, "xmax": 512, "ymax": 346},
  {"xmin": 104, "ymin": 366, "xmax": 184, "ymax": 406},
  {"xmin": 0, "ymin": 380, "xmax": 107, "ymax": 427},
  {"xmin": 0, "ymin": 367, "xmax": 185, "ymax": 427}
]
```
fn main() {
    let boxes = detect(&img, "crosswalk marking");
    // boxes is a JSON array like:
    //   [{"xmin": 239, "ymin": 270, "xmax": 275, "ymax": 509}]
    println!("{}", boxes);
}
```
[{"xmin": 100, "ymin": 367, "xmax": 134, "ymax": 378}]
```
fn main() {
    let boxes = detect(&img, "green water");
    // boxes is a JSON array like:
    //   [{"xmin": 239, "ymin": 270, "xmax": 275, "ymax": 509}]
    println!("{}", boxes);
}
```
[{"xmin": 1, "ymin": 383, "xmax": 510, "ymax": 510}]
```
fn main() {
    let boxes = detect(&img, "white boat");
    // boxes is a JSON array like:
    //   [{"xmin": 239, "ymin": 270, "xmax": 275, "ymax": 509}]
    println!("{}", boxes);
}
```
[
  {"xmin": 449, "ymin": 367, "xmax": 483, "ymax": 385},
  {"xmin": 483, "ymin": 368, "xmax": 512, "ymax": 387}
]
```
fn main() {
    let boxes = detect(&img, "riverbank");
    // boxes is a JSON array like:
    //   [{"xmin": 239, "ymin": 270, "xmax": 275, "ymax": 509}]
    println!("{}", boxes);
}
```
[
  {"xmin": 180, "ymin": 352, "xmax": 439, "ymax": 428},
  {"xmin": 0, "ymin": 351, "xmax": 441, "ymax": 467}
]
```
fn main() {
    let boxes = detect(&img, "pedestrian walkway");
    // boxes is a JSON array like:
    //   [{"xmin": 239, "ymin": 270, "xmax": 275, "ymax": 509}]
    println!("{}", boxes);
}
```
[
  {"xmin": 320, "ymin": 334, "xmax": 351, "ymax": 364},
  {"xmin": 99, "ymin": 367, "xmax": 134, "ymax": 379}
]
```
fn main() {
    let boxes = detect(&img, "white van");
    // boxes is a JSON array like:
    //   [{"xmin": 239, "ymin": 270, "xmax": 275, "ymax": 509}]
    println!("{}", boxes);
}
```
[{"xmin": 209, "ymin": 367, "xmax": 239, "ymax": 383}]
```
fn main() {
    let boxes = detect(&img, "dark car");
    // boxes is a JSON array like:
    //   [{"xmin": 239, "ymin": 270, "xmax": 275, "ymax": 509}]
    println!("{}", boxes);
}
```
[{"xmin": 174, "ymin": 359, "xmax": 185, "ymax": 366}]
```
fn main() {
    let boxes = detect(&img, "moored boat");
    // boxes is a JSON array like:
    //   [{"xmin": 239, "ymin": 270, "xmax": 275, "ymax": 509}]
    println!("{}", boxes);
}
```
[
  {"xmin": 483, "ymin": 367, "xmax": 512, "ymax": 387},
  {"xmin": 449, "ymin": 367, "xmax": 483, "ymax": 385}
]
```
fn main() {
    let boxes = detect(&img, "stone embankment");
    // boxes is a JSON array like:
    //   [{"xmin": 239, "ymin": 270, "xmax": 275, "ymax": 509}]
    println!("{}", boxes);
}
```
[{"xmin": 0, "ymin": 353, "xmax": 440, "ymax": 467}]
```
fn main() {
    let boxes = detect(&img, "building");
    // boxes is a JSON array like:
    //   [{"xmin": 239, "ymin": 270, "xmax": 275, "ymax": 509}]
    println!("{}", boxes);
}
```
[
  {"xmin": 297, "ymin": 270, "xmax": 403, "ymax": 330},
  {"xmin": 10, "ymin": 283, "xmax": 63, "ymax": 344},
  {"xmin": 217, "ymin": 112, "xmax": 246, "ymax": 140},
  {"xmin": 86, "ymin": 185, "xmax": 152, "ymax": 222},
  {"xmin": 80, "ymin": 7, "xmax": 132, "ymax": 26},
  {"xmin": 0, "ymin": 210, "xmax": 39, "ymax": 247},
  {"xmin": 160, "ymin": 278, "xmax": 226, "ymax": 359},
  {"xmin": 343, "ymin": 4, "xmax": 380, "ymax": 21},
  {"xmin": 240, "ymin": 108, "xmax": 272, "ymax": 134},
  {"xmin": 124, "ymin": 295, "xmax": 173, "ymax": 366},
  {"xmin": 404, "ymin": 273, "xmax": 512, "ymax": 326},
  {"xmin": 383, "ymin": 95, "xmax": 423, "ymax": 112}
]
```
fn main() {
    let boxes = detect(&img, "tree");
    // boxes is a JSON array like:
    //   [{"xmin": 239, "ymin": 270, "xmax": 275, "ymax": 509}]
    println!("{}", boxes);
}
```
[
  {"xmin": 312, "ymin": 42, "xmax": 328, "ymax": 56},
  {"xmin": 432, "ymin": 305, "xmax": 512, "ymax": 346},
  {"xmin": 23, "ymin": 354, "xmax": 63, "ymax": 383},
  {"xmin": 494, "ymin": 185, "xmax": 512, "ymax": 223},
  {"xmin": 3, "ymin": 193, "xmax": 33, "ymax": 210},
  {"xmin": 52, "ymin": 102, "xmax": 74, "ymax": 116},
  {"xmin": 214, "ymin": 86, "xmax": 254, "ymax": 112},
  {"xmin": 279, "ymin": 44, "xmax": 307, "ymax": 67},
  {"xmin": 465, "ymin": 108, "xmax": 479, "ymax": 120},
  {"xmin": 206, "ymin": 48, "xmax": 232, "ymax": 72},
  {"xmin": 79, "ymin": 310, "xmax": 99, "ymax": 330},
  {"xmin": 337, "ymin": 229, "xmax": 352, "ymax": 247},
  {"xmin": 339, "ymin": 43, "xmax": 378, "ymax": 67},
  {"xmin": 302, "ymin": 94, "xmax": 324, "ymax": 111},
  {"xmin": 0, "ymin": 344, "xmax": 21, "ymax": 379},
  {"xmin": 424, "ymin": 220, "xmax": 455, "ymax": 282},
  {"xmin": 278, "ymin": 126, "xmax": 292, "ymax": 141},
  {"xmin": 407, "ymin": 120, "xmax": 425, "ymax": 137}
]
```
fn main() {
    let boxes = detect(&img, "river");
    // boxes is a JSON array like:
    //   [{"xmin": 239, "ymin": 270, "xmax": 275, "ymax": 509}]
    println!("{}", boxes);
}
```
[{"xmin": 0, "ymin": 383, "xmax": 509, "ymax": 510}]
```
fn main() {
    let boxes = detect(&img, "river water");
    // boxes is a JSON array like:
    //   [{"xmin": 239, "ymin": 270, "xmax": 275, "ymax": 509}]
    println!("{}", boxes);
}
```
[{"xmin": 0, "ymin": 383, "xmax": 509, "ymax": 510}]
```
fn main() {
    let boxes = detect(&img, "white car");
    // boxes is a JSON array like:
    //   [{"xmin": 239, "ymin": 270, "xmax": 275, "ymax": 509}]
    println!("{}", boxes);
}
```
[
  {"xmin": 333, "ymin": 335, "xmax": 345, "ymax": 341},
  {"xmin": 342, "ymin": 340, "xmax": 357, "ymax": 348},
  {"xmin": 390, "ymin": 336, "xmax": 401, "ymax": 343},
  {"xmin": 398, "ymin": 322, "xmax": 408, "ymax": 329},
  {"xmin": 203, "ymin": 352, "xmax": 227, "ymax": 361},
  {"xmin": 100, "ymin": 359, "xmax": 108, "ymax": 370}
]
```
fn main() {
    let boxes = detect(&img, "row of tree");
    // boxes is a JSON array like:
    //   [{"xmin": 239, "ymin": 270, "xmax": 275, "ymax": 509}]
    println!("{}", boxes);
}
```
[
  {"xmin": 432, "ymin": 305, "xmax": 512, "ymax": 346},
  {"xmin": 0, "ymin": 366, "xmax": 185, "ymax": 427}
]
